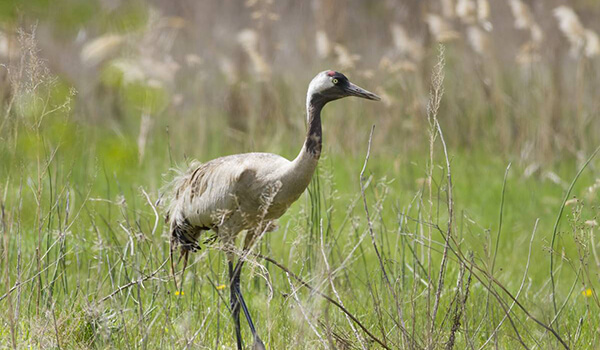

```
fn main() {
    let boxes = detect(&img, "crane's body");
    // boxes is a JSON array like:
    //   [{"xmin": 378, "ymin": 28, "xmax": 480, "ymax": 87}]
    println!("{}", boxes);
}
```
[
  {"xmin": 165, "ymin": 70, "xmax": 379, "ymax": 350},
  {"xmin": 167, "ymin": 150, "xmax": 316, "ymax": 247}
]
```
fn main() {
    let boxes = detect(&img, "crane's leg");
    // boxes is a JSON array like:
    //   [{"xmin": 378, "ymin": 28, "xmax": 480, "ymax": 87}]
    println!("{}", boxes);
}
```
[
  {"xmin": 230, "ymin": 258, "xmax": 266, "ymax": 350},
  {"xmin": 230, "ymin": 232, "xmax": 266, "ymax": 350},
  {"xmin": 228, "ymin": 256, "xmax": 243, "ymax": 350}
]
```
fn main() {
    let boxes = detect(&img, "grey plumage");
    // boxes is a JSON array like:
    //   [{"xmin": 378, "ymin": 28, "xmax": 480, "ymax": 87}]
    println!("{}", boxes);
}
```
[{"xmin": 166, "ymin": 151, "xmax": 312, "ymax": 250}]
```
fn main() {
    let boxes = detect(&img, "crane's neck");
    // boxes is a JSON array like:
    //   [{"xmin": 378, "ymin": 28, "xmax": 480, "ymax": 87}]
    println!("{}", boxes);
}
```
[
  {"xmin": 281, "ymin": 96, "xmax": 325, "ymax": 199},
  {"xmin": 297, "ymin": 93, "xmax": 326, "ymax": 162},
  {"xmin": 303, "ymin": 99, "xmax": 323, "ymax": 158}
]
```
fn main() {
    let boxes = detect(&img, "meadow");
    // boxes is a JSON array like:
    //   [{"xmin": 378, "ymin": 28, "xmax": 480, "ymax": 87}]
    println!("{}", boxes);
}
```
[{"xmin": 1, "ymin": 0, "xmax": 600, "ymax": 349}]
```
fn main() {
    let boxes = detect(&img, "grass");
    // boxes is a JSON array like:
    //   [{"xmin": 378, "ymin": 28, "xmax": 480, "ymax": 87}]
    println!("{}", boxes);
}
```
[
  {"xmin": 2, "ymin": 94, "xmax": 600, "ymax": 348},
  {"xmin": 2, "ymin": 5, "xmax": 600, "ymax": 348}
]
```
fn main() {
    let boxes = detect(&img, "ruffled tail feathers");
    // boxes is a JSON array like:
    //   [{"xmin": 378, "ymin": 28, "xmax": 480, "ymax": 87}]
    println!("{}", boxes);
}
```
[{"xmin": 160, "ymin": 161, "xmax": 204, "ymax": 292}]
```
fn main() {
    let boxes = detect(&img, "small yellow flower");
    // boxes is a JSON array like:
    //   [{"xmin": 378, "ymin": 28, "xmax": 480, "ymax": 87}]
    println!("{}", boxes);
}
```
[
  {"xmin": 164, "ymin": 327, "xmax": 169, "ymax": 333},
  {"xmin": 582, "ymin": 289, "xmax": 593, "ymax": 297},
  {"xmin": 216, "ymin": 284, "xmax": 227, "ymax": 290},
  {"xmin": 175, "ymin": 290, "xmax": 184, "ymax": 296}
]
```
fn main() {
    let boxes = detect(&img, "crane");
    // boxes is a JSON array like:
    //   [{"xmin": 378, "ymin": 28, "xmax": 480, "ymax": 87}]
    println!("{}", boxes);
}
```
[{"xmin": 165, "ymin": 70, "xmax": 380, "ymax": 349}]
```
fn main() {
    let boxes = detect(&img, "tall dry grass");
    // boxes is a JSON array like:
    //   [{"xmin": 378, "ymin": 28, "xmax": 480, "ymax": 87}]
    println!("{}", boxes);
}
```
[{"xmin": 2, "ymin": 1, "xmax": 600, "ymax": 349}]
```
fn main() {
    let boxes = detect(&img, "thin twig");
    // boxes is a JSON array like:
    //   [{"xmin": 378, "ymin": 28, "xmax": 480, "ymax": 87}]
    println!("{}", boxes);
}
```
[
  {"xmin": 359, "ymin": 125, "xmax": 409, "ymax": 348},
  {"xmin": 430, "ymin": 224, "xmax": 570, "ymax": 349},
  {"xmin": 185, "ymin": 309, "xmax": 212, "ymax": 349},
  {"xmin": 99, "ymin": 259, "xmax": 168, "ymax": 303},
  {"xmin": 286, "ymin": 272, "xmax": 328, "ymax": 348},
  {"xmin": 550, "ymin": 144, "xmax": 600, "ymax": 317},
  {"xmin": 319, "ymin": 219, "xmax": 367, "ymax": 350},
  {"xmin": 478, "ymin": 219, "xmax": 539, "ymax": 350},
  {"xmin": 492, "ymin": 163, "xmax": 511, "ymax": 274},
  {"xmin": 141, "ymin": 188, "xmax": 159, "ymax": 237},
  {"xmin": 252, "ymin": 252, "xmax": 391, "ymax": 350},
  {"xmin": 483, "ymin": 162, "xmax": 511, "ymax": 345},
  {"xmin": 0, "ymin": 249, "xmax": 71, "ymax": 302},
  {"xmin": 446, "ymin": 260, "xmax": 467, "ymax": 350}
]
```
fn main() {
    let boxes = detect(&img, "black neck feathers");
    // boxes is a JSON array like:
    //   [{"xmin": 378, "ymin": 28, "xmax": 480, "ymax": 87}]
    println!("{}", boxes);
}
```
[{"xmin": 305, "ymin": 98, "xmax": 324, "ymax": 158}]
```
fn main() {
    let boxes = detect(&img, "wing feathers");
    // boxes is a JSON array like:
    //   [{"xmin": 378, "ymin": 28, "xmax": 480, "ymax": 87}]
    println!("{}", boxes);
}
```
[{"xmin": 164, "ymin": 153, "xmax": 292, "ymax": 250}]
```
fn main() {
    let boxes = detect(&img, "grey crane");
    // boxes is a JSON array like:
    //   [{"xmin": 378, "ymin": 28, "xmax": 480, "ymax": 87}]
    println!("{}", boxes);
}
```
[{"xmin": 165, "ymin": 70, "xmax": 380, "ymax": 349}]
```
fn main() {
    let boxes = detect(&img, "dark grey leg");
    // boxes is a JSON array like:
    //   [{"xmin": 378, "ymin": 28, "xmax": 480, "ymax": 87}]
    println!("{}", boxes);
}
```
[
  {"xmin": 231, "ymin": 260, "xmax": 266, "ymax": 350},
  {"xmin": 229, "ymin": 260, "xmax": 243, "ymax": 350}
]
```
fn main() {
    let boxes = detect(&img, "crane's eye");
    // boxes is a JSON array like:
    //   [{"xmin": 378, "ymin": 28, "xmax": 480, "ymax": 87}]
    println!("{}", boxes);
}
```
[{"xmin": 332, "ymin": 78, "xmax": 339, "ymax": 84}]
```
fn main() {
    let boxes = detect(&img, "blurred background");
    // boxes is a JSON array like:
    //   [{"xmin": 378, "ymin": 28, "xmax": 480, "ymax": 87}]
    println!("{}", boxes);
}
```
[{"xmin": 1, "ymin": 0, "xmax": 599, "ymax": 167}]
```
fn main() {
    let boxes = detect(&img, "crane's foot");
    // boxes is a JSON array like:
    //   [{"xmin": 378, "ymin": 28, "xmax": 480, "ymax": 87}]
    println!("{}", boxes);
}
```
[{"xmin": 252, "ymin": 335, "xmax": 266, "ymax": 350}]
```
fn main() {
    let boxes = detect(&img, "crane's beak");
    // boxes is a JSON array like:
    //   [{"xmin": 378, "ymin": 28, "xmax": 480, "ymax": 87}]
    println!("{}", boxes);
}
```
[{"xmin": 344, "ymin": 82, "xmax": 381, "ymax": 101}]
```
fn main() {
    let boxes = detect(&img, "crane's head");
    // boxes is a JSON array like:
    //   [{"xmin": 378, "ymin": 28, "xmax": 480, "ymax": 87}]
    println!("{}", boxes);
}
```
[{"xmin": 307, "ymin": 70, "xmax": 380, "ymax": 107}]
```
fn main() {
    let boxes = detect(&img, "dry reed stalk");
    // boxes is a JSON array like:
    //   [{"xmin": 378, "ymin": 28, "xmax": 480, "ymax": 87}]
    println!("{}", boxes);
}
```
[
  {"xmin": 80, "ymin": 34, "xmax": 124, "ymax": 66},
  {"xmin": 183, "ymin": 309, "xmax": 213, "ymax": 349},
  {"xmin": 319, "ymin": 220, "xmax": 367, "ymax": 350},
  {"xmin": 253, "ymin": 252, "xmax": 392, "ymax": 350},
  {"xmin": 456, "ymin": 0, "xmax": 477, "ymax": 24},
  {"xmin": 466, "ymin": 26, "xmax": 490, "ymax": 56},
  {"xmin": 445, "ymin": 260, "xmax": 466, "ymax": 350},
  {"xmin": 549, "ymin": 144, "xmax": 600, "ymax": 320},
  {"xmin": 391, "ymin": 24, "xmax": 424, "ymax": 62},
  {"xmin": 489, "ymin": 164, "xmax": 511, "ymax": 287},
  {"xmin": 476, "ymin": 163, "xmax": 511, "ymax": 344},
  {"xmin": 425, "ymin": 14, "xmax": 460, "ymax": 43},
  {"xmin": 478, "ymin": 219, "xmax": 538, "ymax": 349},
  {"xmin": 50, "ymin": 301, "xmax": 62, "ymax": 350},
  {"xmin": 428, "ymin": 45, "xmax": 451, "ymax": 339},
  {"xmin": 137, "ymin": 113, "xmax": 153, "ymax": 164},
  {"xmin": 334, "ymin": 44, "xmax": 360, "ymax": 70},
  {"xmin": 441, "ymin": 0, "xmax": 455, "ymax": 18},
  {"xmin": 315, "ymin": 30, "xmax": 331, "ymax": 59},
  {"xmin": 509, "ymin": 0, "xmax": 543, "ymax": 53},
  {"xmin": 554, "ymin": 6, "xmax": 585, "ymax": 55},
  {"xmin": 477, "ymin": 0, "xmax": 490, "ymax": 27},
  {"xmin": 430, "ymin": 221, "xmax": 571, "ymax": 349},
  {"xmin": 360, "ymin": 125, "xmax": 410, "ymax": 347},
  {"xmin": 237, "ymin": 29, "xmax": 271, "ymax": 82},
  {"xmin": 424, "ymin": 40, "xmax": 440, "ymax": 337},
  {"xmin": 2, "ymin": 181, "xmax": 20, "ymax": 350},
  {"xmin": 285, "ymin": 272, "xmax": 328, "ymax": 348}
]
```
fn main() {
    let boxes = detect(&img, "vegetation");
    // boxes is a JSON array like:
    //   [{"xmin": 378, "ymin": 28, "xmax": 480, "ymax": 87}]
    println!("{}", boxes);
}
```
[{"xmin": 1, "ymin": 1, "xmax": 600, "ymax": 349}]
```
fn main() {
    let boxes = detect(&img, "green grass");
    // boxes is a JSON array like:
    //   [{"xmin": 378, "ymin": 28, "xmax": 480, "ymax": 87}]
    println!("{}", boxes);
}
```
[
  {"xmin": 1, "ymin": 111, "xmax": 599, "ymax": 348},
  {"xmin": 1, "ymin": 15, "xmax": 600, "ymax": 348}
]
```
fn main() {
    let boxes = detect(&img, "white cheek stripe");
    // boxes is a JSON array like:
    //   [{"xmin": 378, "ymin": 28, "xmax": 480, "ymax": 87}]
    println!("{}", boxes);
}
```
[
  {"xmin": 308, "ymin": 73, "xmax": 333, "ymax": 95},
  {"xmin": 306, "ymin": 72, "xmax": 334, "ymax": 118}
]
